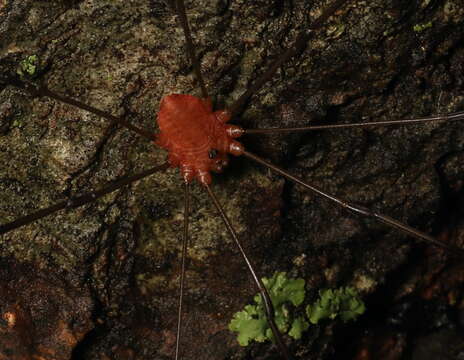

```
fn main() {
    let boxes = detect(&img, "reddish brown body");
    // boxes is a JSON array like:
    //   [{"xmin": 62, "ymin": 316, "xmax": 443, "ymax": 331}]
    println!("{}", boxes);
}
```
[{"xmin": 156, "ymin": 94, "xmax": 243, "ymax": 184}]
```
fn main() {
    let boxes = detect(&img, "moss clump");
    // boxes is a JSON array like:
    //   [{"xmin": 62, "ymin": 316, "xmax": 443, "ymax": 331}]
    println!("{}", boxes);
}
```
[
  {"xmin": 229, "ymin": 272, "xmax": 307, "ymax": 346},
  {"xmin": 413, "ymin": 22, "xmax": 432, "ymax": 32},
  {"xmin": 229, "ymin": 272, "xmax": 366, "ymax": 346},
  {"xmin": 306, "ymin": 287, "xmax": 365, "ymax": 324},
  {"xmin": 17, "ymin": 55, "xmax": 39, "ymax": 78}
]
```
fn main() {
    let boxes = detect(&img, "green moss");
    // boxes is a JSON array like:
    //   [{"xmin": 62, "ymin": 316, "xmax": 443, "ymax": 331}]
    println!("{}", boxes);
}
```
[
  {"xmin": 413, "ymin": 22, "xmax": 432, "ymax": 32},
  {"xmin": 17, "ymin": 55, "xmax": 39, "ymax": 78},
  {"xmin": 229, "ymin": 272, "xmax": 308, "ymax": 346},
  {"xmin": 306, "ymin": 287, "xmax": 365, "ymax": 324},
  {"xmin": 229, "ymin": 273, "xmax": 366, "ymax": 346}
]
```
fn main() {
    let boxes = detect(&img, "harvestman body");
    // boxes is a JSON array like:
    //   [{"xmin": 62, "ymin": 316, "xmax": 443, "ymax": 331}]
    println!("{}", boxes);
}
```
[
  {"xmin": 156, "ymin": 94, "xmax": 243, "ymax": 184},
  {"xmin": 1, "ymin": 0, "xmax": 464, "ymax": 359}
]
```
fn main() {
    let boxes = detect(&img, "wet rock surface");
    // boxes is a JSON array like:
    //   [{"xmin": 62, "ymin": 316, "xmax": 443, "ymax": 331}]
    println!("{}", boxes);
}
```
[
  {"xmin": 0, "ymin": 258, "xmax": 93, "ymax": 360},
  {"xmin": 0, "ymin": 0, "xmax": 463, "ymax": 359}
]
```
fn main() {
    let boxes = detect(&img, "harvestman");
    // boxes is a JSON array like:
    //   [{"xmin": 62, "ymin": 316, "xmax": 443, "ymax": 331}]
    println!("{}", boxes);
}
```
[{"xmin": 1, "ymin": 0, "xmax": 464, "ymax": 358}]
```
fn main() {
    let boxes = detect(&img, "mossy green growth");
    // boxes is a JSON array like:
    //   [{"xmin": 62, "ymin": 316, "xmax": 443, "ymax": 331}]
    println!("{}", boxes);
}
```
[
  {"xmin": 229, "ymin": 273, "xmax": 366, "ymax": 346},
  {"xmin": 228, "ymin": 272, "xmax": 308, "ymax": 346},
  {"xmin": 17, "ymin": 55, "xmax": 39, "ymax": 78},
  {"xmin": 413, "ymin": 22, "xmax": 432, "ymax": 32},
  {"xmin": 306, "ymin": 287, "xmax": 365, "ymax": 324}
]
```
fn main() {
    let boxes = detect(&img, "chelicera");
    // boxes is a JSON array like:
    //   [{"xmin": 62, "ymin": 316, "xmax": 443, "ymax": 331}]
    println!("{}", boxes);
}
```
[{"xmin": 0, "ymin": 0, "xmax": 464, "ymax": 358}]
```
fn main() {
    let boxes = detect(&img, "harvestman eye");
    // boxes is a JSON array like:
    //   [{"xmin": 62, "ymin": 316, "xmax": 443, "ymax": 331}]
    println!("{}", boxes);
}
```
[
  {"xmin": 0, "ymin": 0, "xmax": 463, "ymax": 359},
  {"xmin": 208, "ymin": 149, "xmax": 218, "ymax": 159}
]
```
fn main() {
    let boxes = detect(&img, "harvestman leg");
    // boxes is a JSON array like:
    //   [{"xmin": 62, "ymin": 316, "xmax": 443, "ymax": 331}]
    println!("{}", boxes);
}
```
[
  {"xmin": 0, "ymin": 164, "xmax": 169, "ymax": 234},
  {"xmin": 8, "ymin": 78, "xmax": 155, "ymax": 141},
  {"xmin": 243, "ymin": 111, "xmax": 464, "ymax": 134},
  {"xmin": 1, "ymin": 79, "xmax": 164, "ymax": 233},
  {"xmin": 3, "ymin": 60, "xmax": 164, "ymax": 234},
  {"xmin": 227, "ymin": 0, "xmax": 351, "ymax": 118},
  {"xmin": 175, "ymin": 182, "xmax": 190, "ymax": 360},
  {"xmin": 241, "ymin": 113, "xmax": 464, "ymax": 257},
  {"xmin": 241, "ymin": 151, "xmax": 464, "ymax": 257},
  {"xmin": 205, "ymin": 185, "xmax": 295, "ymax": 360},
  {"xmin": 173, "ymin": 0, "xmax": 209, "ymax": 100}
]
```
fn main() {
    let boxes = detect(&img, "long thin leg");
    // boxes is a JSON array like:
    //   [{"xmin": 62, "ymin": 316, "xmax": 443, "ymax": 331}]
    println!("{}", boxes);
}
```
[
  {"xmin": 242, "ymin": 151, "xmax": 464, "ymax": 257},
  {"xmin": 9, "ymin": 79, "xmax": 155, "ymax": 140},
  {"xmin": 0, "ymin": 163, "xmax": 169, "ymax": 234},
  {"xmin": 175, "ymin": 181, "xmax": 190, "ymax": 360},
  {"xmin": 204, "ymin": 184, "xmax": 295, "ymax": 360},
  {"xmin": 173, "ymin": 0, "xmax": 209, "ymax": 99},
  {"xmin": 227, "ymin": 0, "xmax": 350, "ymax": 119},
  {"xmin": 243, "ymin": 110, "xmax": 464, "ymax": 134}
]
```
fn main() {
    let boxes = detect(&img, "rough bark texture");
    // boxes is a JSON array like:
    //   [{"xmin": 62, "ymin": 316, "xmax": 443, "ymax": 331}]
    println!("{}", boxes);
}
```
[{"xmin": 0, "ymin": 0, "xmax": 463, "ymax": 359}]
